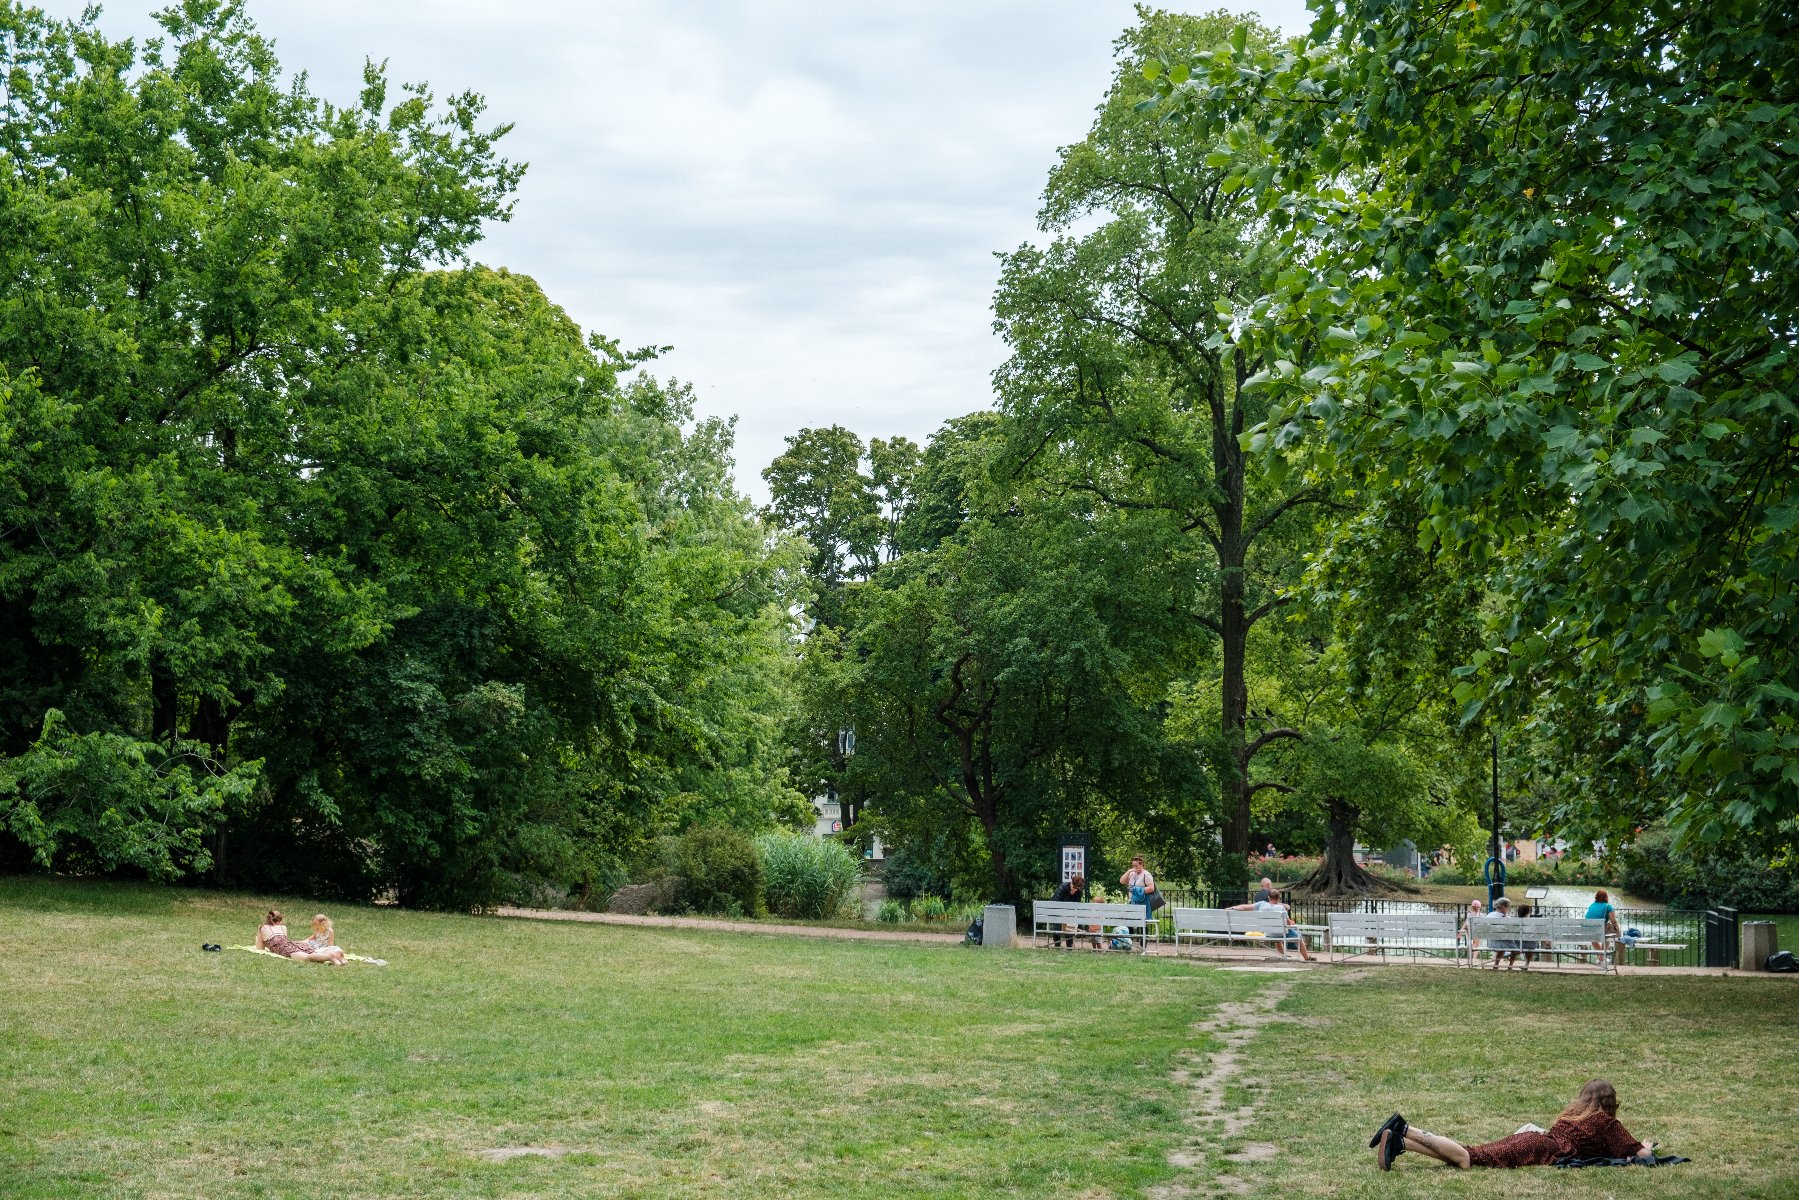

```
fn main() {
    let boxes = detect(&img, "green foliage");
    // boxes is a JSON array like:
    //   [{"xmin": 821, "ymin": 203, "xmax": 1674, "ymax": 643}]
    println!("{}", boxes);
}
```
[
  {"xmin": 1619, "ymin": 826, "xmax": 1799, "ymax": 913},
  {"xmin": 0, "ymin": 4, "xmax": 805, "ymax": 906},
  {"xmin": 672, "ymin": 826, "xmax": 765, "ymax": 918},
  {"xmin": 1146, "ymin": 0, "xmax": 1799, "ymax": 851},
  {"xmin": 878, "ymin": 846, "xmax": 954, "ymax": 901},
  {"xmin": 913, "ymin": 894, "xmax": 948, "ymax": 922},
  {"xmin": 875, "ymin": 898, "xmax": 906, "ymax": 924},
  {"xmin": 755, "ymin": 832, "xmax": 863, "ymax": 920},
  {"xmin": 991, "ymin": 10, "xmax": 1314, "ymax": 863},
  {"xmin": 828, "ymin": 427, "xmax": 1219, "ymax": 901},
  {"xmin": 0, "ymin": 711, "xmax": 260, "ymax": 880}
]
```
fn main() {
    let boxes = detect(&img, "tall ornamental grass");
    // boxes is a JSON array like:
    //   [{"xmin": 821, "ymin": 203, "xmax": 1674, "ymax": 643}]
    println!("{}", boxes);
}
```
[{"xmin": 756, "ymin": 833, "xmax": 863, "ymax": 920}]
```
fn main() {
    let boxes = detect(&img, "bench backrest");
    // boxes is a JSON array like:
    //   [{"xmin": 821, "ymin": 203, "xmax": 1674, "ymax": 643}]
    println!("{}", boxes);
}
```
[
  {"xmin": 1172, "ymin": 907, "xmax": 1289, "ymax": 936},
  {"xmin": 1032, "ymin": 901, "xmax": 1151, "ymax": 926},
  {"xmin": 1470, "ymin": 915, "xmax": 1605, "ymax": 942},
  {"xmin": 1327, "ymin": 911, "xmax": 1459, "ymax": 940}
]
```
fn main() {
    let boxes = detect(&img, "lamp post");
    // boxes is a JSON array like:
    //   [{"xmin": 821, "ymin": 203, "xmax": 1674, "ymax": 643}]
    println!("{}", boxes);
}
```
[{"xmin": 1485, "ymin": 733, "xmax": 1507, "ymax": 907}]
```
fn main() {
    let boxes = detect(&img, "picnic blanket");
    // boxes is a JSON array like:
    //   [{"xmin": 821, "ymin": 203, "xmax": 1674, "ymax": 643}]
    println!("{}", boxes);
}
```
[
  {"xmin": 227, "ymin": 945, "xmax": 387, "ymax": 965},
  {"xmin": 1554, "ymin": 1154, "xmax": 1688, "ymax": 1169}
]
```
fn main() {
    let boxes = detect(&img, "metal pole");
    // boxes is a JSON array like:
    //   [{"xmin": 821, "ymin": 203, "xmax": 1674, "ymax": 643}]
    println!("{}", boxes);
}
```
[{"xmin": 1487, "ymin": 733, "xmax": 1505, "ymax": 907}]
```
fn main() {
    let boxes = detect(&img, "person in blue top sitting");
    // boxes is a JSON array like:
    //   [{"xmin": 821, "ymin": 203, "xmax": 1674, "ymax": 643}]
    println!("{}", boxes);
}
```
[{"xmin": 1585, "ymin": 888, "xmax": 1621, "ymax": 953}]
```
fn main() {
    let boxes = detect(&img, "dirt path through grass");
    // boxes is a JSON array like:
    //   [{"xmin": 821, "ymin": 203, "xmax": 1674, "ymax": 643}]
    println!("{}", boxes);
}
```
[{"xmin": 1154, "ymin": 976, "xmax": 1297, "ymax": 1199}]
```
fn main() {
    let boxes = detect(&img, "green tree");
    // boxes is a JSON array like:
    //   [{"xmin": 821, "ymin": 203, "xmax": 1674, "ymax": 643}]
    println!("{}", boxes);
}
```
[
  {"xmin": 1148, "ymin": 0, "xmax": 1799, "ymax": 853},
  {"xmin": 992, "ymin": 11, "xmax": 1332, "ymax": 877},
  {"xmin": 821, "ymin": 416, "xmax": 1216, "ymax": 901},
  {"xmin": 0, "ymin": 3, "xmax": 804, "ymax": 905}
]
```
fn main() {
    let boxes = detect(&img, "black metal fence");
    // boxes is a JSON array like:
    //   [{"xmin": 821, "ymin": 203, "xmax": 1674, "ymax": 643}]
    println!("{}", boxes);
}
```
[{"xmin": 1143, "ymin": 888, "xmax": 1732, "ymax": 969}]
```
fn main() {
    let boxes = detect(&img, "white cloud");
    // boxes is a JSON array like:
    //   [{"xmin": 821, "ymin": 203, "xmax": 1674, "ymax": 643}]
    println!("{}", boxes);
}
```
[{"xmin": 47, "ymin": 0, "xmax": 1313, "ymax": 499}]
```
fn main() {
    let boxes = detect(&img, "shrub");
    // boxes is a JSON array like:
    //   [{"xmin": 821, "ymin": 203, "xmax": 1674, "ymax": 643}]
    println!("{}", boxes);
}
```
[
  {"xmin": 673, "ymin": 826, "xmax": 764, "ymax": 917},
  {"xmin": 914, "ymin": 894, "xmax": 948, "ymax": 921},
  {"xmin": 876, "ymin": 899, "xmax": 906, "ymax": 924},
  {"xmin": 1619, "ymin": 828, "xmax": 1799, "ymax": 912},
  {"xmin": 880, "ymin": 847, "xmax": 952, "ymax": 900},
  {"xmin": 756, "ymin": 832, "xmax": 863, "ymax": 920}
]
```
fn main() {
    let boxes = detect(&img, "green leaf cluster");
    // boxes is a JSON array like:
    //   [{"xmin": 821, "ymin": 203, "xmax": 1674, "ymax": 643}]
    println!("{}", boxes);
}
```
[
  {"xmin": 0, "ymin": 4, "xmax": 805, "ymax": 905},
  {"xmin": 1153, "ymin": 0, "xmax": 1799, "ymax": 852}
]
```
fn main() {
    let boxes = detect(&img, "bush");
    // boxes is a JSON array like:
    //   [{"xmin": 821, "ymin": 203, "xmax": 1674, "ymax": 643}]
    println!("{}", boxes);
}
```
[
  {"xmin": 880, "ymin": 847, "xmax": 952, "ymax": 900},
  {"xmin": 914, "ymin": 895, "xmax": 948, "ymax": 921},
  {"xmin": 756, "ymin": 832, "xmax": 863, "ymax": 920},
  {"xmin": 673, "ymin": 826, "xmax": 764, "ymax": 917},
  {"xmin": 1619, "ymin": 828, "xmax": 1799, "ymax": 912},
  {"xmin": 876, "ymin": 899, "xmax": 906, "ymax": 924}
]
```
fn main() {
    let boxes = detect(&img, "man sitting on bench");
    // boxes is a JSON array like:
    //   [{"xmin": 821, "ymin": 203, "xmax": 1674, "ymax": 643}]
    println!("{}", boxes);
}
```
[{"xmin": 1230, "ymin": 890, "xmax": 1313, "ymax": 961}]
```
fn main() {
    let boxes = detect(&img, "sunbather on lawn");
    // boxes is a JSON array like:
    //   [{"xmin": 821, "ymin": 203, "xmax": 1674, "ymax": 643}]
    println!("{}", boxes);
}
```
[
  {"xmin": 1372, "ymin": 1079, "xmax": 1657, "ymax": 1170},
  {"xmin": 255, "ymin": 909, "xmax": 347, "ymax": 965}
]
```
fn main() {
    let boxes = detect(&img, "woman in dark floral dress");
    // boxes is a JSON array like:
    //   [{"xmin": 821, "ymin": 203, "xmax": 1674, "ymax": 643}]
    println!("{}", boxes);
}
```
[
  {"xmin": 256, "ymin": 909, "xmax": 347, "ymax": 965},
  {"xmin": 1372, "ymin": 1079, "xmax": 1656, "ymax": 1170}
]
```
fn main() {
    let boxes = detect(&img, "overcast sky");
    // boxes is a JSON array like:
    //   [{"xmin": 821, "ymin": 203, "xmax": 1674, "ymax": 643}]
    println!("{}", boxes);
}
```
[{"xmin": 56, "ymin": 1, "xmax": 1312, "ymax": 501}]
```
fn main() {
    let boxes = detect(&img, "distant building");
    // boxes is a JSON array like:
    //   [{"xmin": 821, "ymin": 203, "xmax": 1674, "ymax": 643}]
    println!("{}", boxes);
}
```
[{"xmin": 811, "ymin": 787, "xmax": 881, "ymax": 858}]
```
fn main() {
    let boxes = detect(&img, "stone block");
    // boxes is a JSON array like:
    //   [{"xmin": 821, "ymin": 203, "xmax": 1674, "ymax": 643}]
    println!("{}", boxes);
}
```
[
  {"xmin": 1741, "ymin": 920, "xmax": 1778, "ymax": 971},
  {"xmin": 981, "ymin": 904, "xmax": 1016, "ymax": 949}
]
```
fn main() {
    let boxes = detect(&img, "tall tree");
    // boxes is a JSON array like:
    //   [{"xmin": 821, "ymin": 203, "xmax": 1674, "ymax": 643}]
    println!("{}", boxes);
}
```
[
  {"xmin": 1150, "ymin": 0, "xmax": 1799, "ymax": 853},
  {"xmin": 992, "ymin": 11, "xmax": 1330, "ymax": 877}
]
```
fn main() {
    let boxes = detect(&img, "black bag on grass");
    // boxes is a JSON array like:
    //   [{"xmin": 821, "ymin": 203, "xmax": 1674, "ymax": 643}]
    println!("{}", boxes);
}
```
[
  {"xmin": 964, "ymin": 917, "xmax": 983, "ymax": 946},
  {"xmin": 1767, "ymin": 950, "xmax": 1797, "ymax": 973}
]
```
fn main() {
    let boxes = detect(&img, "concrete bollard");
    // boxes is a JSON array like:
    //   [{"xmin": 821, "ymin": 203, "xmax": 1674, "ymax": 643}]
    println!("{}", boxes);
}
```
[
  {"xmin": 1741, "ymin": 920, "xmax": 1778, "ymax": 972},
  {"xmin": 981, "ymin": 904, "xmax": 1017, "ymax": 949}
]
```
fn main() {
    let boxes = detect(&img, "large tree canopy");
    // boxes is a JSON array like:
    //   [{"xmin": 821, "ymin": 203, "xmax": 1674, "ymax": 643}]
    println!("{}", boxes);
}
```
[
  {"xmin": 0, "ymin": 2, "xmax": 804, "ymax": 905},
  {"xmin": 991, "ymin": 11, "xmax": 1340, "ymax": 878},
  {"xmin": 1144, "ymin": 0, "xmax": 1799, "ymax": 853}
]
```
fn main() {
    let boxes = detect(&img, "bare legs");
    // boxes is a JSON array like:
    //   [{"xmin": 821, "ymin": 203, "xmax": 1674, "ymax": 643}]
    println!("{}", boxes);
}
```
[
  {"xmin": 288, "ymin": 948, "xmax": 347, "ymax": 966},
  {"xmin": 1401, "ymin": 1130, "xmax": 1471, "ymax": 1169}
]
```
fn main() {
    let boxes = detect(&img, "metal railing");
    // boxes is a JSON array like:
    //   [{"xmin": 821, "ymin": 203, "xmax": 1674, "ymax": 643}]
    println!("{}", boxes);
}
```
[{"xmin": 1135, "ymin": 888, "xmax": 1729, "ymax": 969}]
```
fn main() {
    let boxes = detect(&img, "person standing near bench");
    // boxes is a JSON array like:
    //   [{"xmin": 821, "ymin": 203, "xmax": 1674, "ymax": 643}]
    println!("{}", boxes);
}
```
[{"xmin": 1121, "ymin": 856, "xmax": 1157, "ymax": 925}]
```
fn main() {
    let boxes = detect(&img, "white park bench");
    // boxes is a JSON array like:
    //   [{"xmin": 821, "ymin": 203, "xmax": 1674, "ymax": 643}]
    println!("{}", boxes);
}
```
[
  {"xmin": 1170, "ymin": 906, "xmax": 1298, "ymax": 955},
  {"xmin": 1467, "ymin": 915, "xmax": 1616, "ymax": 973},
  {"xmin": 1326, "ymin": 911, "xmax": 1461, "ymax": 963},
  {"xmin": 1031, "ymin": 901, "xmax": 1155, "ymax": 951}
]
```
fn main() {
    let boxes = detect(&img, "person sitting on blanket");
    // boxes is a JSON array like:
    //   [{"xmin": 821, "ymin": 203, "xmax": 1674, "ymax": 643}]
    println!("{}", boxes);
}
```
[
  {"xmin": 297, "ymin": 913, "xmax": 336, "ymax": 953},
  {"xmin": 1227, "ymin": 890, "xmax": 1313, "ymax": 961},
  {"xmin": 256, "ymin": 909, "xmax": 347, "ymax": 965},
  {"xmin": 1371, "ymin": 1079, "xmax": 1658, "ymax": 1171}
]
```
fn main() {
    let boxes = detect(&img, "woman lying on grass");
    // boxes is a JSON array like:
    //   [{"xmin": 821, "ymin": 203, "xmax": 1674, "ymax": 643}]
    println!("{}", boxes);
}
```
[
  {"xmin": 1372, "ymin": 1079, "xmax": 1657, "ymax": 1169},
  {"xmin": 255, "ymin": 909, "xmax": 347, "ymax": 965}
]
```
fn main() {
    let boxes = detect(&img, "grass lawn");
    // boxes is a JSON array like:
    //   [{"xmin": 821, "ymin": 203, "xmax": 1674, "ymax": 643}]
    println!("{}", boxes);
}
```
[
  {"xmin": 0, "ymin": 876, "xmax": 1258, "ymax": 1199},
  {"xmin": 3, "ymin": 876, "xmax": 1795, "ymax": 1199},
  {"xmin": 1236, "ymin": 963, "xmax": 1799, "ymax": 1199}
]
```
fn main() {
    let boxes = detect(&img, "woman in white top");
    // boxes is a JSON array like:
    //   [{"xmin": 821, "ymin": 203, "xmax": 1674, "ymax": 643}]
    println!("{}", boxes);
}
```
[{"xmin": 1120, "ymin": 855, "xmax": 1157, "ymax": 920}]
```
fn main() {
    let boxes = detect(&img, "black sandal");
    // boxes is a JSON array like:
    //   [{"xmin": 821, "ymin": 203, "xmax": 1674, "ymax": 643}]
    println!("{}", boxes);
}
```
[
  {"xmin": 201, "ymin": 943, "xmax": 222, "ymax": 952},
  {"xmin": 1368, "ymin": 1113, "xmax": 1408, "ymax": 1148}
]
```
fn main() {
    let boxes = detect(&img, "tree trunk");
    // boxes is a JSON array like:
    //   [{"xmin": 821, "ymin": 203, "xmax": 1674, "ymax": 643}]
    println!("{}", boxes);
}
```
[
  {"xmin": 1216, "ymin": 375, "xmax": 1251, "ymax": 867},
  {"xmin": 189, "ymin": 696, "xmax": 230, "ymax": 760},
  {"xmin": 1293, "ymin": 798, "xmax": 1418, "ymax": 897},
  {"xmin": 151, "ymin": 664, "xmax": 180, "ymax": 750}
]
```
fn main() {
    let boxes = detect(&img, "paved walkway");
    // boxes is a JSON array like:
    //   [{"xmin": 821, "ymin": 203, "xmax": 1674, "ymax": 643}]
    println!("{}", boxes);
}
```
[
  {"xmin": 492, "ymin": 906, "xmax": 963, "ymax": 944},
  {"xmin": 492, "ymin": 907, "xmax": 1791, "ymax": 977}
]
